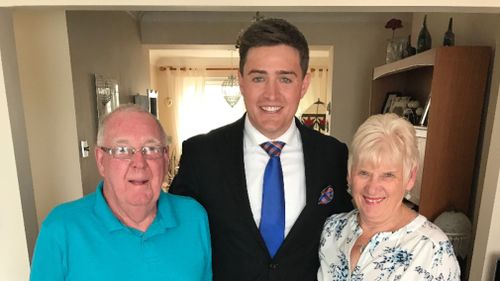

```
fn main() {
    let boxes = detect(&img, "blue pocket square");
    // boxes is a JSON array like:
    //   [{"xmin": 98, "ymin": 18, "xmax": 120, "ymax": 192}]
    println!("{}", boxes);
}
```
[{"xmin": 318, "ymin": 185, "xmax": 334, "ymax": 205}]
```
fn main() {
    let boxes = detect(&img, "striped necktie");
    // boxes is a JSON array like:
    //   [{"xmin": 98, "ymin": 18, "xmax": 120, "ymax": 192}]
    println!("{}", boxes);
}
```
[{"xmin": 259, "ymin": 141, "xmax": 286, "ymax": 257}]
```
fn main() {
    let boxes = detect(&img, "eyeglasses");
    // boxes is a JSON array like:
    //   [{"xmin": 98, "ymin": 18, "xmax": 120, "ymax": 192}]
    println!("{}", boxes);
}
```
[{"xmin": 100, "ymin": 146, "xmax": 166, "ymax": 160}]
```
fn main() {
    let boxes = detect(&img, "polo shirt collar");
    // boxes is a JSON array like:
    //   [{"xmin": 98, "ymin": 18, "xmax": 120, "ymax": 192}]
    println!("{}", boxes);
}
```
[
  {"xmin": 93, "ymin": 181, "xmax": 178, "ymax": 233},
  {"xmin": 155, "ymin": 192, "xmax": 178, "ymax": 229},
  {"xmin": 94, "ymin": 181, "xmax": 123, "ymax": 232}
]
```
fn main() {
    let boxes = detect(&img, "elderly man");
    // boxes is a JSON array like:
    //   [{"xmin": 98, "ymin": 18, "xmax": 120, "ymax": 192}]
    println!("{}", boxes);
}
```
[{"xmin": 30, "ymin": 105, "xmax": 212, "ymax": 281}]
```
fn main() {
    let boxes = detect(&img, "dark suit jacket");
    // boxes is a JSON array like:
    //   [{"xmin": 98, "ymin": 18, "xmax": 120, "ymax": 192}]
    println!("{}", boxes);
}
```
[{"xmin": 169, "ymin": 115, "xmax": 353, "ymax": 281}]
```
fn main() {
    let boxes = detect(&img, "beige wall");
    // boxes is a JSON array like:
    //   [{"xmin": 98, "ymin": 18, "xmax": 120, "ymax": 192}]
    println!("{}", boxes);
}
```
[
  {"xmin": 66, "ymin": 11, "xmax": 151, "ymax": 195},
  {"xmin": 486, "ymin": 168, "xmax": 500, "ymax": 277},
  {"xmin": 471, "ymin": 85, "xmax": 500, "ymax": 280},
  {"xmin": 0, "ymin": 8, "xmax": 36, "ymax": 280},
  {"xmin": 13, "ymin": 10, "xmax": 83, "ymax": 225},
  {"xmin": 0, "ymin": 55, "xmax": 31, "ymax": 281}
]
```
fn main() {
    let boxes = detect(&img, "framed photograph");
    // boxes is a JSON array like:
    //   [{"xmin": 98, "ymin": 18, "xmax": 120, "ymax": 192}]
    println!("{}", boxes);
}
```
[
  {"xmin": 389, "ymin": 96, "xmax": 411, "ymax": 117},
  {"xmin": 419, "ymin": 95, "xmax": 431, "ymax": 126},
  {"xmin": 381, "ymin": 92, "xmax": 400, "ymax": 114}
]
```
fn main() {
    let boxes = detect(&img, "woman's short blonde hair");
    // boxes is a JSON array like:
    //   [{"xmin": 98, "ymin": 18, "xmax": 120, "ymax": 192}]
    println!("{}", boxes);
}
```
[{"xmin": 348, "ymin": 113, "xmax": 419, "ymax": 183}]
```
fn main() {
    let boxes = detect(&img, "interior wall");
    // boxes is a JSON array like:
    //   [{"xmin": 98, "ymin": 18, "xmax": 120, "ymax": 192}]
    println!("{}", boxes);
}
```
[
  {"xmin": 13, "ymin": 9, "xmax": 83, "ymax": 225},
  {"xmin": 141, "ymin": 12, "xmax": 413, "ymax": 145},
  {"xmin": 0, "ymin": 8, "xmax": 36, "ymax": 279},
  {"xmin": 470, "ymin": 81, "xmax": 500, "ymax": 280},
  {"xmin": 66, "ymin": 11, "xmax": 151, "ymax": 195}
]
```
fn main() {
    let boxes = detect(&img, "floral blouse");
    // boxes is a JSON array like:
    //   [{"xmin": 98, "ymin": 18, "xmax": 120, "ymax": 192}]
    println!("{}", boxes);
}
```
[{"xmin": 317, "ymin": 210, "xmax": 461, "ymax": 281}]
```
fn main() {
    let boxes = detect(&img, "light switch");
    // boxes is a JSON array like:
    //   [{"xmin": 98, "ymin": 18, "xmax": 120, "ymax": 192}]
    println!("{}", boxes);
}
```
[{"xmin": 81, "ymin": 140, "xmax": 89, "ymax": 158}]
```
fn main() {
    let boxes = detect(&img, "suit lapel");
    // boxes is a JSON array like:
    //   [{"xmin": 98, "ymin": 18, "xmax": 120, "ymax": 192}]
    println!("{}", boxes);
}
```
[
  {"xmin": 222, "ymin": 115, "xmax": 268, "ymax": 251},
  {"xmin": 278, "ymin": 120, "xmax": 322, "ymax": 246},
  {"xmin": 297, "ymin": 118, "xmax": 321, "ymax": 207},
  {"xmin": 221, "ymin": 116, "xmax": 249, "ymax": 210}
]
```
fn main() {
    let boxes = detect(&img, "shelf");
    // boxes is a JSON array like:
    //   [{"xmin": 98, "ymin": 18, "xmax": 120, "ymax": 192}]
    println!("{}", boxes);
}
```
[
  {"xmin": 370, "ymin": 46, "xmax": 492, "ymax": 221},
  {"xmin": 373, "ymin": 49, "xmax": 436, "ymax": 80}
]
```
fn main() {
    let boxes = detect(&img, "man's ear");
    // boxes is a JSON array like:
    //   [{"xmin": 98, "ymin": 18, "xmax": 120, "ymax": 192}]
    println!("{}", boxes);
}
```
[{"xmin": 95, "ymin": 147, "xmax": 106, "ymax": 177}]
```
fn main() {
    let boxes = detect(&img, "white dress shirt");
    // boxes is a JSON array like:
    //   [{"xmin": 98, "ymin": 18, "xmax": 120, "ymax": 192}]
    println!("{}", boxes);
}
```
[{"xmin": 243, "ymin": 116, "xmax": 306, "ymax": 237}]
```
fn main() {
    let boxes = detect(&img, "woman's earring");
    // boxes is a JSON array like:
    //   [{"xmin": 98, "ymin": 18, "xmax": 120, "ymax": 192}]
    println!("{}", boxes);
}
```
[
  {"xmin": 347, "ymin": 183, "xmax": 352, "ymax": 194},
  {"xmin": 405, "ymin": 191, "xmax": 412, "ymax": 201}
]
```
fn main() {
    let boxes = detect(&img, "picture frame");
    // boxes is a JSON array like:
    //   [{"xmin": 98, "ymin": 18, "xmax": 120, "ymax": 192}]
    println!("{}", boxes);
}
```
[
  {"xmin": 381, "ymin": 92, "xmax": 400, "ymax": 114},
  {"xmin": 95, "ymin": 74, "xmax": 120, "ymax": 125},
  {"xmin": 419, "ymin": 95, "xmax": 431, "ymax": 126},
  {"xmin": 389, "ymin": 96, "xmax": 411, "ymax": 117}
]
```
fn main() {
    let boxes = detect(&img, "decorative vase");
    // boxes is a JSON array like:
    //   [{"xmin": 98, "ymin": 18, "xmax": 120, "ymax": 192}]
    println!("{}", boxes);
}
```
[
  {"xmin": 386, "ymin": 37, "xmax": 407, "ymax": 63},
  {"xmin": 404, "ymin": 34, "xmax": 417, "ymax": 58},
  {"xmin": 417, "ymin": 15, "xmax": 432, "ymax": 53},
  {"xmin": 443, "ymin": 17, "xmax": 455, "ymax": 46}
]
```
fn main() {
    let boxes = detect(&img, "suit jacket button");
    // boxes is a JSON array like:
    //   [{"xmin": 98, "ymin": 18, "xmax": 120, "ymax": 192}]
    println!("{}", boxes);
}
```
[{"xmin": 269, "ymin": 263, "xmax": 278, "ymax": 269}]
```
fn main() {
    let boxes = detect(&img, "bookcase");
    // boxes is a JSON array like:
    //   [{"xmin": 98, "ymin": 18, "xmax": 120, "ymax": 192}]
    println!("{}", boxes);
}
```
[{"xmin": 370, "ymin": 46, "xmax": 491, "ymax": 221}]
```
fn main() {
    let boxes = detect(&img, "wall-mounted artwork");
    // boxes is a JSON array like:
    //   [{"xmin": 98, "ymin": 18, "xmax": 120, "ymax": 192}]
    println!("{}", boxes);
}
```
[{"xmin": 95, "ymin": 74, "xmax": 119, "ymax": 124}]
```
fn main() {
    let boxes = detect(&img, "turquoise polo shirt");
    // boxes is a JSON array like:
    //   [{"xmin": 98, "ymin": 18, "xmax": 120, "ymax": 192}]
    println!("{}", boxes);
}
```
[{"xmin": 30, "ymin": 182, "xmax": 212, "ymax": 281}]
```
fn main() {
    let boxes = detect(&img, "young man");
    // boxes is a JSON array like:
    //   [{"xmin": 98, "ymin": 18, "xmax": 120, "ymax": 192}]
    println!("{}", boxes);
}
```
[
  {"xmin": 30, "ymin": 105, "xmax": 212, "ymax": 281},
  {"xmin": 169, "ymin": 18, "xmax": 353, "ymax": 281}
]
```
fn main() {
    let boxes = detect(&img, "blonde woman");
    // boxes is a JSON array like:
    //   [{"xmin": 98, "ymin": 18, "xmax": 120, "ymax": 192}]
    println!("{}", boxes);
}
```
[{"xmin": 318, "ymin": 113, "xmax": 460, "ymax": 280}]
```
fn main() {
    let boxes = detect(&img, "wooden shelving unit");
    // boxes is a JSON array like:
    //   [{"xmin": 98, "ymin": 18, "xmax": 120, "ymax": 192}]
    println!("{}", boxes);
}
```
[{"xmin": 370, "ymin": 46, "xmax": 491, "ymax": 221}]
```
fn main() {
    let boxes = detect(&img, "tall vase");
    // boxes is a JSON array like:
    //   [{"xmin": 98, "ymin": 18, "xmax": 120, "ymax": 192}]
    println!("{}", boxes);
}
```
[
  {"xmin": 443, "ymin": 17, "xmax": 455, "ymax": 46},
  {"xmin": 417, "ymin": 15, "xmax": 432, "ymax": 53},
  {"xmin": 404, "ymin": 34, "xmax": 417, "ymax": 58}
]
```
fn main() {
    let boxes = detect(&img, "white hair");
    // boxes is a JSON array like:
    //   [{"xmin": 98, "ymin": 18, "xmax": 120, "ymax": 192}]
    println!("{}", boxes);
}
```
[
  {"xmin": 348, "ymin": 113, "xmax": 419, "ymax": 183},
  {"xmin": 96, "ymin": 104, "xmax": 167, "ymax": 146}
]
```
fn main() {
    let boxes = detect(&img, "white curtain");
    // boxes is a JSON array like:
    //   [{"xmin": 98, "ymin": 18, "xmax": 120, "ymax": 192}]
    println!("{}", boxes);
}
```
[
  {"xmin": 158, "ymin": 68, "xmax": 245, "ymax": 167},
  {"xmin": 297, "ymin": 68, "xmax": 329, "ymax": 117}
]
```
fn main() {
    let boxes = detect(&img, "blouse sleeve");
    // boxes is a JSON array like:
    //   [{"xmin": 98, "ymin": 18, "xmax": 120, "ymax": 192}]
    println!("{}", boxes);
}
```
[
  {"xmin": 430, "ymin": 240, "xmax": 461, "ymax": 280},
  {"xmin": 411, "ymin": 234, "xmax": 461, "ymax": 280}
]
